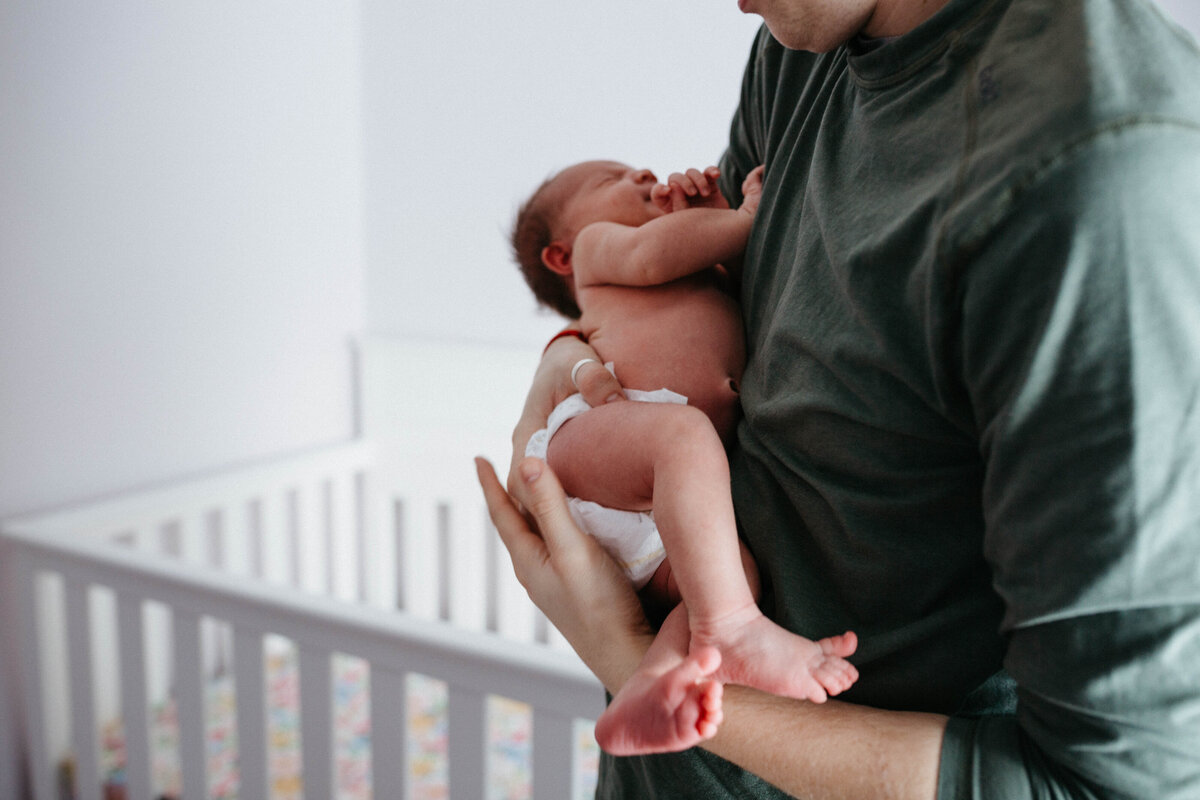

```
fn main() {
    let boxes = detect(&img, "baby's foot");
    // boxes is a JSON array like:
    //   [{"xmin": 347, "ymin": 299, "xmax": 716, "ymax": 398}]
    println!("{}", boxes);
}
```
[
  {"xmin": 694, "ymin": 605, "xmax": 858, "ymax": 703},
  {"xmin": 594, "ymin": 647, "xmax": 724, "ymax": 756}
]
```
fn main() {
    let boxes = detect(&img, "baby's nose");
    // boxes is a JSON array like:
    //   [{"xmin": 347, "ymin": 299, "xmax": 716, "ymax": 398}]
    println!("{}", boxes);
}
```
[{"xmin": 631, "ymin": 168, "xmax": 657, "ymax": 184}]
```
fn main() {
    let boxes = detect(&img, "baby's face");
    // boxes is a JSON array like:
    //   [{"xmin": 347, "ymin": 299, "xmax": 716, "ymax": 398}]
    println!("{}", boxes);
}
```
[{"xmin": 554, "ymin": 160, "xmax": 665, "ymax": 236}]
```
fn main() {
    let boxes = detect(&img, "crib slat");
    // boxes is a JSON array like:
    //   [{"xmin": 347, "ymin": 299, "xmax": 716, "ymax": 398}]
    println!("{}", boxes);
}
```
[
  {"xmin": 369, "ymin": 666, "xmax": 409, "ymax": 800},
  {"xmin": 19, "ymin": 570, "xmax": 54, "ymax": 800},
  {"xmin": 532, "ymin": 709, "xmax": 576, "ymax": 800},
  {"xmin": 205, "ymin": 507, "xmax": 225, "ymax": 569},
  {"xmin": 353, "ymin": 471, "xmax": 370, "ymax": 604},
  {"xmin": 320, "ymin": 480, "xmax": 336, "ymax": 597},
  {"xmin": 446, "ymin": 498, "xmax": 486, "ymax": 633},
  {"xmin": 166, "ymin": 515, "xmax": 205, "ymax": 564},
  {"xmin": 447, "ymin": 685, "xmax": 487, "ymax": 798},
  {"xmin": 437, "ymin": 504, "xmax": 452, "ymax": 622},
  {"xmin": 358, "ymin": 474, "xmax": 394, "ymax": 610},
  {"xmin": 391, "ymin": 498, "xmax": 407, "ymax": 611},
  {"xmin": 233, "ymin": 627, "xmax": 269, "ymax": 800},
  {"xmin": 329, "ymin": 474, "xmax": 358, "ymax": 603},
  {"xmin": 173, "ymin": 609, "xmax": 207, "ymax": 800},
  {"xmin": 226, "ymin": 496, "xmax": 256, "ymax": 579},
  {"xmin": 485, "ymin": 510, "xmax": 501, "ymax": 633},
  {"xmin": 400, "ymin": 500, "xmax": 440, "ymax": 621},
  {"xmin": 64, "ymin": 581, "xmax": 101, "ymax": 800},
  {"xmin": 495, "ymin": 549, "xmax": 538, "ymax": 645},
  {"xmin": 255, "ymin": 494, "xmax": 278, "ymax": 582},
  {"xmin": 117, "ymin": 594, "xmax": 155, "ymax": 800},
  {"xmin": 298, "ymin": 644, "xmax": 335, "ymax": 798},
  {"xmin": 142, "ymin": 600, "xmax": 172, "ymax": 718},
  {"xmin": 287, "ymin": 489, "xmax": 305, "ymax": 590},
  {"xmin": 300, "ymin": 485, "xmax": 327, "ymax": 594},
  {"xmin": 259, "ymin": 490, "xmax": 289, "ymax": 586}
]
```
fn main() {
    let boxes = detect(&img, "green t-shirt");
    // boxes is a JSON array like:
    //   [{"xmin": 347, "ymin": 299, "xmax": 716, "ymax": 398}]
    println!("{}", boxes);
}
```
[{"xmin": 598, "ymin": 0, "xmax": 1200, "ymax": 797}]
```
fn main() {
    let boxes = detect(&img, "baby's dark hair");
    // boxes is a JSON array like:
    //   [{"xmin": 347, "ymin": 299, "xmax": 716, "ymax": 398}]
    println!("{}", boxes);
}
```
[{"xmin": 511, "ymin": 172, "xmax": 581, "ymax": 319}]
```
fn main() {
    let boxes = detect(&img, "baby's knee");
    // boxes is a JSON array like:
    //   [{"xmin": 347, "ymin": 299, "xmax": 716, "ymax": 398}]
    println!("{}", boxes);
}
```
[{"xmin": 659, "ymin": 404, "xmax": 721, "ymax": 446}]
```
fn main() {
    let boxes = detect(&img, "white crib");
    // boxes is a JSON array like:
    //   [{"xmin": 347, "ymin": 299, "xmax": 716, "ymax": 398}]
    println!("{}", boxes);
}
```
[{"xmin": 0, "ymin": 440, "xmax": 605, "ymax": 800}]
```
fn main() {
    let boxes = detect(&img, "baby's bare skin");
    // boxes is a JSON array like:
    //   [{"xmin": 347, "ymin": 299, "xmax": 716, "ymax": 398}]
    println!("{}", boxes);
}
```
[
  {"xmin": 537, "ymin": 162, "xmax": 856, "ymax": 755},
  {"xmin": 581, "ymin": 272, "xmax": 744, "ymax": 442}
]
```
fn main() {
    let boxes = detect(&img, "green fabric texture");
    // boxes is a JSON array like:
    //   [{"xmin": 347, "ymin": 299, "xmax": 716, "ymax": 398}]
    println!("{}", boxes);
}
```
[{"xmin": 598, "ymin": 0, "xmax": 1200, "ymax": 797}]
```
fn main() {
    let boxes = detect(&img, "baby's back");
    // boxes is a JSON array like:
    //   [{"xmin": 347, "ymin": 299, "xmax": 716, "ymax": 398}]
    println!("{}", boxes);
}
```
[{"xmin": 577, "ymin": 271, "xmax": 744, "ymax": 443}]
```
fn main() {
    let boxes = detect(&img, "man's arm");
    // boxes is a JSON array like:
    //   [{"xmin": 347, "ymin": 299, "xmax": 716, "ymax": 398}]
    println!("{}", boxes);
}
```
[
  {"xmin": 477, "ymin": 455, "xmax": 947, "ymax": 800},
  {"xmin": 942, "ymin": 123, "xmax": 1200, "ymax": 799},
  {"xmin": 508, "ymin": 333, "xmax": 624, "ymax": 491}
]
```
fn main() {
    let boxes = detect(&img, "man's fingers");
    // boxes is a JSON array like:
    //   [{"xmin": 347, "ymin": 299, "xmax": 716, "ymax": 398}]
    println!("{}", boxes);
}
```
[
  {"xmin": 573, "ymin": 360, "xmax": 626, "ymax": 407},
  {"xmin": 509, "ymin": 456, "xmax": 594, "ymax": 558},
  {"xmin": 476, "ymin": 457, "xmax": 547, "ymax": 576}
]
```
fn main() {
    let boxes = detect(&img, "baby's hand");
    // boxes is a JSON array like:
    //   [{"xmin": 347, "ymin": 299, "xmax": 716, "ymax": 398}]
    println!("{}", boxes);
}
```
[
  {"xmin": 651, "ymin": 166, "xmax": 729, "ymax": 213},
  {"xmin": 738, "ymin": 166, "xmax": 765, "ymax": 217}
]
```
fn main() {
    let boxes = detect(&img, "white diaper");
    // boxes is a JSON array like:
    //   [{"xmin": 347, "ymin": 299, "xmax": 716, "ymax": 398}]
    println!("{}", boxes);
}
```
[{"xmin": 525, "ymin": 386, "xmax": 687, "ymax": 589}]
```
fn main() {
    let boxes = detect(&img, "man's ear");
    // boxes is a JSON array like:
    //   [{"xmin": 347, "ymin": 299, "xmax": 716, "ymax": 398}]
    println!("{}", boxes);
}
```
[{"xmin": 541, "ymin": 242, "xmax": 572, "ymax": 276}]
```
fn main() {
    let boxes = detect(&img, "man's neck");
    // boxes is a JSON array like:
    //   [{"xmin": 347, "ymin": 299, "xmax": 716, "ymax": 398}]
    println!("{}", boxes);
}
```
[{"xmin": 863, "ymin": 0, "xmax": 953, "ymax": 38}]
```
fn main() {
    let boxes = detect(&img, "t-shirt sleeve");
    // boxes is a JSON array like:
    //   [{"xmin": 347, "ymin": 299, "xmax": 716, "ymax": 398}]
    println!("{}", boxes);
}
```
[
  {"xmin": 718, "ymin": 26, "xmax": 772, "ymax": 208},
  {"xmin": 940, "ymin": 120, "xmax": 1200, "ymax": 798}
]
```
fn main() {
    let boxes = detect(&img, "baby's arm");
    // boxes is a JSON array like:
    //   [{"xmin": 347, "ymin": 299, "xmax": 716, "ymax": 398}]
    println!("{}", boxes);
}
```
[{"xmin": 573, "ymin": 166, "xmax": 764, "ymax": 290}]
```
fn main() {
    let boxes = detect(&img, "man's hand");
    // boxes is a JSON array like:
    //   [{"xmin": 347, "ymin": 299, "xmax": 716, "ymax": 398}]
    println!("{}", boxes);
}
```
[
  {"xmin": 476, "ymin": 456, "xmax": 653, "ymax": 691},
  {"xmin": 509, "ymin": 334, "xmax": 625, "ymax": 494},
  {"xmin": 739, "ymin": 165, "xmax": 766, "ymax": 217}
]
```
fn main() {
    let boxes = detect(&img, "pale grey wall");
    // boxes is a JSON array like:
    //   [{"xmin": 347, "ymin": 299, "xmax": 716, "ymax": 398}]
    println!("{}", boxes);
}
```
[
  {"xmin": 0, "ymin": 3, "xmax": 366, "ymax": 517},
  {"xmin": 360, "ymin": 0, "xmax": 763, "ymax": 349},
  {"xmin": 359, "ymin": 0, "xmax": 1198, "ymax": 351},
  {"xmin": 1, "ymin": 0, "xmax": 1194, "ymax": 517}
]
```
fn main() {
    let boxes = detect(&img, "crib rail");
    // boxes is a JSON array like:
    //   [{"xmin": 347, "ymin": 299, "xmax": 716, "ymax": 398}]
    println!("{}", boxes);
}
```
[
  {"xmin": 2, "ymin": 526, "xmax": 604, "ymax": 800},
  {"xmin": 3, "ymin": 443, "xmax": 379, "ymax": 604},
  {"xmin": 0, "ymin": 442, "xmax": 604, "ymax": 799}
]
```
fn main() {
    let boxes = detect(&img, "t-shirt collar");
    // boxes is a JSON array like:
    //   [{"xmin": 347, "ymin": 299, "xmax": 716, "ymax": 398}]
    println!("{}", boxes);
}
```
[{"xmin": 846, "ymin": 0, "xmax": 1007, "ymax": 87}]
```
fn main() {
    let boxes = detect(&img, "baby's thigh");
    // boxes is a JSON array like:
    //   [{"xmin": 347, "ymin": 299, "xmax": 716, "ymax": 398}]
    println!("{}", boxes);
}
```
[{"xmin": 546, "ymin": 401, "xmax": 715, "ymax": 512}]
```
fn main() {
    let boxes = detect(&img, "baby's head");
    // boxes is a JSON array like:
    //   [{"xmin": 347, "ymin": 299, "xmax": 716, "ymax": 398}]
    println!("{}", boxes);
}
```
[{"xmin": 511, "ymin": 160, "xmax": 661, "ymax": 318}]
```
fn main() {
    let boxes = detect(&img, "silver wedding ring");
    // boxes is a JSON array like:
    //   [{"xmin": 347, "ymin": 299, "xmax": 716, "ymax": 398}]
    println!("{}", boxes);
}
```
[{"xmin": 570, "ymin": 358, "xmax": 600, "ymax": 390}]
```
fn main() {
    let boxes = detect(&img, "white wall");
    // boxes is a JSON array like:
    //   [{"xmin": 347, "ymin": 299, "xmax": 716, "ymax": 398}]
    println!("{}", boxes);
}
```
[
  {"xmin": 0, "ymin": 3, "xmax": 366, "ymax": 517},
  {"xmin": 356, "ymin": 0, "xmax": 1198, "ymax": 350},
  {"xmin": 360, "ymin": 0, "xmax": 763, "ymax": 349},
  {"xmin": 2, "ymin": 0, "xmax": 1194, "ymax": 518},
  {"xmin": 1156, "ymin": 0, "xmax": 1200, "ymax": 33}
]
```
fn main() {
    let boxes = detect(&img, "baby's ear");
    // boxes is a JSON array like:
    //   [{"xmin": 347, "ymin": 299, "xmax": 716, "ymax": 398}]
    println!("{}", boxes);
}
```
[{"xmin": 541, "ymin": 242, "xmax": 572, "ymax": 276}]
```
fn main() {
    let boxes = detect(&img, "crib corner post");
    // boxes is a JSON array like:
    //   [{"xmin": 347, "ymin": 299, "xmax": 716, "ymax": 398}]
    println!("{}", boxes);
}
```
[
  {"xmin": 0, "ymin": 663, "xmax": 20, "ymax": 800},
  {"xmin": 1, "ymin": 534, "xmax": 46, "ymax": 800},
  {"xmin": 0, "ymin": 535, "xmax": 27, "ymax": 800}
]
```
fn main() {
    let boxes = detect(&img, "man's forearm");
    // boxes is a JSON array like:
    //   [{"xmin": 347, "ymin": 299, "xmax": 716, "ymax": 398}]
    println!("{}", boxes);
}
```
[
  {"xmin": 585, "ymin": 621, "xmax": 946, "ymax": 800},
  {"xmin": 706, "ymin": 687, "xmax": 946, "ymax": 800}
]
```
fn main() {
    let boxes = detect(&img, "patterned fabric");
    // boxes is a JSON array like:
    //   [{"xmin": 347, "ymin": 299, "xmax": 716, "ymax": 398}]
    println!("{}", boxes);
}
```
[{"xmin": 96, "ymin": 643, "xmax": 599, "ymax": 799}]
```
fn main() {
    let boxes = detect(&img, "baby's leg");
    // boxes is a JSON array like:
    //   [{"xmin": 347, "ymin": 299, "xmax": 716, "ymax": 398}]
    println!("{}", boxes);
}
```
[
  {"xmin": 593, "ymin": 604, "xmax": 723, "ymax": 755},
  {"xmin": 639, "ymin": 538, "xmax": 760, "ymax": 629},
  {"xmin": 548, "ymin": 401, "xmax": 858, "ymax": 702},
  {"xmin": 547, "ymin": 401, "xmax": 751, "ymax": 616}
]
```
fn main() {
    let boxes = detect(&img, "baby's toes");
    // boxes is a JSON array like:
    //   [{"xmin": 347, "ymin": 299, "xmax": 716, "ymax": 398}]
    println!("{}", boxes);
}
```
[
  {"xmin": 817, "ymin": 659, "xmax": 858, "ymax": 696},
  {"xmin": 821, "ymin": 631, "xmax": 858, "ymax": 658},
  {"xmin": 696, "ymin": 681, "xmax": 724, "ymax": 738},
  {"xmin": 804, "ymin": 679, "xmax": 830, "ymax": 704}
]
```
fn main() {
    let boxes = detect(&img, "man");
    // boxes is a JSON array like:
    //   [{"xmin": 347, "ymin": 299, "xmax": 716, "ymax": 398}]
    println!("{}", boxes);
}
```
[{"xmin": 479, "ymin": 0, "xmax": 1200, "ymax": 796}]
